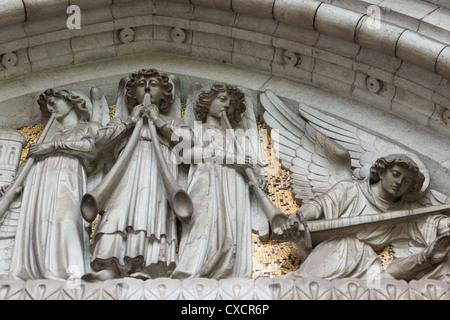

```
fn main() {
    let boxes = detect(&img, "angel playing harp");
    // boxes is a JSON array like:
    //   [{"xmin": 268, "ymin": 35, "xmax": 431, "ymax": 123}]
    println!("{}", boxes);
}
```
[{"xmin": 260, "ymin": 90, "xmax": 450, "ymax": 282}]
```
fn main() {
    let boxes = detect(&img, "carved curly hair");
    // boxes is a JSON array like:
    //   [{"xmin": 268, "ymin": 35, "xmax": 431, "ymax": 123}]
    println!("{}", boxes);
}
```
[
  {"xmin": 369, "ymin": 154, "xmax": 425, "ymax": 196},
  {"xmin": 125, "ymin": 68, "xmax": 173, "ymax": 114},
  {"xmin": 194, "ymin": 84, "xmax": 246, "ymax": 126},
  {"xmin": 37, "ymin": 88, "xmax": 90, "ymax": 122}
]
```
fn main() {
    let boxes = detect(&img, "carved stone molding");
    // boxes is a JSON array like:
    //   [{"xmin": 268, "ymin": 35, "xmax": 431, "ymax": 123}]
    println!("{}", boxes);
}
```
[{"xmin": 0, "ymin": 278, "xmax": 448, "ymax": 300}]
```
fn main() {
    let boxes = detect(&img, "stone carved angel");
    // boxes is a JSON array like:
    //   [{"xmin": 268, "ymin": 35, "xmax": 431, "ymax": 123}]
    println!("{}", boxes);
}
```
[
  {"xmin": 171, "ymin": 83, "xmax": 281, "ymax": 279},
  {"xmin": 7, "ymin": 88, "xmax": 108, "ymax": 280},
  {"xmin": 260, "ymin": 90, "xmax": 450, "ymax": 282},
  {"xmin": 81, "ymin": 68, "xmax": 191, "ymax": 281}
]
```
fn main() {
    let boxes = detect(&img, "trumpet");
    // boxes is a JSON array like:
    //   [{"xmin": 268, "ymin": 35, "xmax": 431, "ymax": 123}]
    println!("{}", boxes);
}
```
[
  {"xmin": 0, "ymin": 114, "xmax": 56, "ymax": 220},
  {"xmin": 221, "ymin": 111, "xmax": 288, "ymax": 235},
  {"xmin": 81, "ymin": 94, "xmax": 193, "ymax": 223}
]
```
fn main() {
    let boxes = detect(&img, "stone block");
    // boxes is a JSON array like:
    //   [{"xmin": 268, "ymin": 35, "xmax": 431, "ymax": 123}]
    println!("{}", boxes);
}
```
[
  {"xmin": 71, "ymin": 32, "xmax": 115, "ymax": 53},
  {"xmin": 272, "ymin": 62, "xmax": 312, "ymax": 83},
  {"xmin": 391, "ymin": 87, "xmax": 435, "ymax": 127},
  {"xmin": 233, "ymin": 39, "xmax": 274, "ymax": 61},
  {"xmin": 190, "ymin": 21, "xmax": 232, "ymax": 37},
  {"xmin": 315, "ymin": 34, "xmax": 360, "ymax": 59},
  {"xmin": 0, "ymin": 24, "xmax": 27, "ymax": 46},
  {"xmin": 331, "ymin": 279, "xmax": 370, "ymax": 300},
  {"xmin": 232, "ymin": 28, "xmax": 272, "ymax": 46},
  {"xmin": 233, "ymin": 13, "xmax": 278, "ymax": 35},
  {"xmin": 379, "ymin": 0, "xmax": 438, "ymax": 19},
  {"xmin": 313, "ymin": 59, "xmax": 355, "ymax": 84},
  {"xmin": 192, "ymin": 5, "xmax": 236, "ymax": 26},
  {"xmin": 295, "ymin": 277, "xmax": 333, "ymax": 300},
  {"xmin": 355, "ymin": 17, "xmax": 405, "ymax": 57},
  {"xmin": 191, "ymin": 0, "xmax": 231, "ymax": 10},
  {"xmin": 192, "ymin": 31, "xmax": 233, "ymax": 51},
  {"xmin": 23, "ymin": 15, "xmax": 68, "ymax": 37},
  {"xmin": 22, "ymin": 0, "xmax": 68, "ymax": 21},
  {"xmin": 313, "ymin": 48, "xmax": 353, "ymax": 69},
  {"xmin": 409, "ymin": 279, "xmax": 450, "ymax": 300},
  {"xmin": 153, "ymin": 0, "xmax": 194, "ymax": 19},
  {"xmin": 218, "ymin": 278, "xmax": 255, "ymax": 299},
  {"xmin": 115, "ymin": 39, "xmax": 155, "ymax": 57},
  {"xmin": 111, "ymin": 0, "xmax": 153, "ymax": 19},
  {"xmin": 369, "ymin": 279, "xmax": 410, "ymax": 300},
  {"xmin": 0, "ymin": 0, "xmax": 26, "ymax": 28},
  {"xmin": 396, "ymin": 61, "xmax": 443, "ymax": 91},
  {"xmin": 232, "ymin": 53, "xmax": 272, "ymax": 73},
  {"xmin": 191, "ymin": 46, "xmax": 232, "ymax": 63},
  {"xmin": 179, "ymin": 278, "xmax": 219, "ymax": 299},
  {"xmin": 396, "ymin": 30, "xmax": 446, "ymax": 73},
  {"xmin": 143, "ymin": 278, "xmax": 182, "ymax": 300},
  {"xmin": 314, "ymin": 3, "xmax": 364, "ymax": 43},
  {"xmin": 231, "ymin": 0, "xmax": 274, "ymax": 20},
  {"xmin": 153, "ymin": 16, "xmax": 191, "ymax": 32},
  {"xmin": 419, "ymin": 7, "xmax": 450, "ymax": 45},
  {"xmin": 353, "ymin": 62, "xmax": 394, "ymax": 84},
  {"xmin": 312, "ymin": 73, "xmax": 353, "ymax": 96},
  {"xmin": 272, "ymin": 38, "xmax": 313, "ymax": 57},
  {"xmin": 69, "ymin": 0, "xmax": 112, "ymax": 9},
  {"xmin": 355, "ymin": 47, "xmax": 402, "ymax": 74},
  {"xmin": 131, "ymin": 25, "xmax": 154, "ymax": 42},
  {"xmin": 273, "ymin": 22, "xmax": 319, "ymax": 46},
  {"xmin": 273, "ymin": 0, "xmax": 321, "ymax": 30},
  {"xmin": 71, "ymin": 21, "xmax": 115, "ymax": 38},
  {"xmin": 436, "ymin": 46, "xmax": 450, "ymax": 83}
]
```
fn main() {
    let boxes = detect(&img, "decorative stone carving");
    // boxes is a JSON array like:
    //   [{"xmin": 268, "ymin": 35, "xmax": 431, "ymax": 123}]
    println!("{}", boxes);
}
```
[
  {"xmin": 260, "ymin": 89, "xmax": 450, "ymax": 282},
  {"xmin": 81, "ymin": 68, "xmax": 189, "ymax": 282},
  {"xmin": 366, "ymin": 76, "xmax": 383, "ymax": 93},
  {"xmin": 118, "ymin": 27, "xmax": 135, "ymax": 44},
  {"xmin": 1, "ymin": 53, "xmax": 17, "ymax": 69},
  {"xmin": 170, "ymin": 27, "xmax": 187, "ymax": 44},
  {"xmin": 282, "ymin": 50, "xmax": 300, "ymax": 67}
]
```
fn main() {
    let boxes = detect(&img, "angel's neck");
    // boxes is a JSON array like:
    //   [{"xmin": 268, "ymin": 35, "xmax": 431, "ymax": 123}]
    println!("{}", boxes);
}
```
[
  {"xmin": 205, "ymin": 114, "xmax": 221, "ymax": 127},
  {"xmin": 370, "ymin": 182, "xmax": 400, "ymax": 204}
]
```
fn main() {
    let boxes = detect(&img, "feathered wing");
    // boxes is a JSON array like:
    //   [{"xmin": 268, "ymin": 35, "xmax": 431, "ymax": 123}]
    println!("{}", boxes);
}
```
[
  {"xmin": 260, "ymin": 90, "xmax": 430, "ymax": 203},
  {"xmin": 89, "ymin": 87, "xmax": 111, "ymax": 126},
  {"xmin": 260, "ymin": 90, "xmax": 353, "ymax": 203},
  {"xmin": 297, "ymin": 103, "xmax": 430, "ymax": 196}
]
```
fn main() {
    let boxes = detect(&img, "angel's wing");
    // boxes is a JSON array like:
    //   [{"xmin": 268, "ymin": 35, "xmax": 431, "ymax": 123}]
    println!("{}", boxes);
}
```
[
  {"xmin": 260, "ymin": 90, "xmax": 430, "ymax": 203},
  {"xmin": 261, "ymin": 90, "xmax": 353, "ymax": 203},
  {"xmin": 298, "ymin": 103, "xmax": 430, "ymax": 197},
  {"xmin": 89, "ymin": 87, "xmax": 110, "ymax": 126}
]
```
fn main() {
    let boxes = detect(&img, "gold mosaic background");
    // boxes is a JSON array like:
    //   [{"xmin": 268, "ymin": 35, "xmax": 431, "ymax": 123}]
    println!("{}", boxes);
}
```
[{"xmin": 16, "ymin": 104, "xmax": 394, "ymax": 279}]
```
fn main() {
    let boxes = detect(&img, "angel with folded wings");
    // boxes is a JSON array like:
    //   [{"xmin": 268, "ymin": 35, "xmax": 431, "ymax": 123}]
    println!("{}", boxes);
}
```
[
  {"xmin": 6, "ymin": 87, "xmax": 110, "ymax": 280},
  {"xmin": 171, "ymin": 83, "xmax": 286, "ymax": 279},
  {"xmin": 260, "ymin": 90, "xmax": 450, "ymax": 282}
]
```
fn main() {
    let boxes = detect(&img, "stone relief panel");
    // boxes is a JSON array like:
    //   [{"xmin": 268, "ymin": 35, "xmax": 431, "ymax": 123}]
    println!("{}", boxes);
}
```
[{"xmin": 0, "ymin": 67, "xmax": 449, "ymax": 299}]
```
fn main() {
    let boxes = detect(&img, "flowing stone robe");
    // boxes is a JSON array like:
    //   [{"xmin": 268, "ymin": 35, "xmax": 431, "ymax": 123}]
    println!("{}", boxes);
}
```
[
  {"xmin": 90, "ymin": 116, "xmax": 185, "ymax": 277},
  {"xmin": 9, "ymin": 122, "xmax": 101, "ymax": 280},
  {"xmin": 172, "ymin": 124, "xmax": 256, "ymax": 279},
  {"xmin": 287, "ymin": 179, "xmax": 450, "ymax": 281}
]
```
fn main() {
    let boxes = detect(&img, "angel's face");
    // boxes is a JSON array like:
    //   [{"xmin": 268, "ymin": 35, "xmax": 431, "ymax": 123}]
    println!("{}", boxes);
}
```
[
  {"xmin": 208, "ymin": 92, "xmax": 231, "ymax": 120},
  {"xmin": 46, "ymin": 96, "xmax": 73, "ymax": 121},
  {"xmin": 135, "ymin": 76, "xmax": 163, "ymax": 106},
  {"xmin": 379, "ymin": 165, "xmax": 414, "ymax": 200}
]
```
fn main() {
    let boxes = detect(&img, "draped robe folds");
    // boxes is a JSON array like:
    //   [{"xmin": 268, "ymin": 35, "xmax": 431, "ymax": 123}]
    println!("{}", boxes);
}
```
[
  {"xmin": 171, "ymin": 124, "xmax": 256, "ymax": 279},
  {"xmin": 9, "ymin": 122, "xmax": 101, "ymax": 280},
  {"xmin": 90, "ymin": 116, "xmax": 183, "ymax": 277},
  {"xmin": 288, "ymin": 179, "xmax": 450, "ymax": 281}
]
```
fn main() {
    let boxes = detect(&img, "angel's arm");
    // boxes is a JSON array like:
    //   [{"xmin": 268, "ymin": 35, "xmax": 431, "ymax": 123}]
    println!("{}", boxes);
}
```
[{"xmin": 94, "ymin": 117, "xmax": 135, "ymax": 153}]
